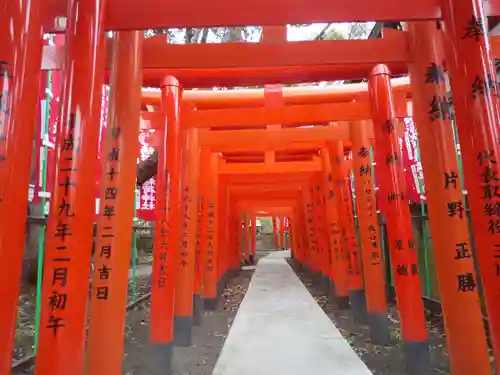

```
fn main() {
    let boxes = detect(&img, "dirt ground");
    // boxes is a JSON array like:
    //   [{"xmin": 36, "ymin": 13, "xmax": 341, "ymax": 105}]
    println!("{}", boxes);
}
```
[
  {"xmin": 122, "ymin": 251, "xmax": 271, "ymax": 375},
  {"xmin": 13, "ymin": 249, "xmax": 464, "ymax": 375},
  {"xmin": 12, "ymin": 252, "xmax": 154, "ymax": 374},
  {"xmin": 12, "ymin": 250, "xmax": 267, "ymax": 374},
  {"xmin": 122, "ymin": 269, "xmax": 254, "ymax": 375},
  {"xmin": 287, "ymin": 258, "xmax": 459, "ymax": 375}
]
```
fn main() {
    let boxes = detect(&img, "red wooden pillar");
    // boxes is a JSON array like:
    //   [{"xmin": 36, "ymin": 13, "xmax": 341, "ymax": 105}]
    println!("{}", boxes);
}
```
[
  {"xmin": 0, "ymin": 0, "xmax": 43, "ymax": 372},
  {"xmin": 279, "ymin": 216, "xmax": 285, "ymax": 249},
  {"xmin": 351, "ymin": 120, "xmax": 390, "ymax": 344},
  {"xmin": 369, "ymin": 65, "xmax": 430, "ymax": 375},
  {"xmin": 194, "ymin": 147, "xmax": 209, "ymax": 325},
  {"xmin": 148, "ymin": 111, "xmax": 170, "ymax": 352},
  {"xmin": 272, "ymin": 216, "xmax": 279, "ymax": 249},
  {"xmin": 321, "ymin": 148, "xmax": 350, "ymax": 305},
  {"xmin": 243, "ymin": 213, "xmax": 251, "ymax": 263},
  {"xmin": 313, "ymin": 175, "xmax": 330, "ymax": 284},
  {"xmin": 251, "ymin": 214, "xmax": 257, "ymax": 263},
  {"xmin": 86, "ymin": 31, "xmax": 143, "ymax": 375},
  {"xmin": 219, "ymin": 184, "xmax": 230, "ymax": 287},
  {"xmin": 174, "ymin": 128, "xmax": 199, "ymax": 346},
  {"xmin": 303, "ymin": 185, "xmax": 317, "ymax": 272},
  {"xmin": 149, "ymin": 75, "xmax": 182, "ymax": 364},
  {"xmin": 441, "ymin": 0, "xmax": 500, "ymax": 364},
  {"xmin": 330, "ymin": 141, "xmax": 365, "ymax": 318},
  {"xmin": 35, "ymin": 0, "xmax": 107, "ymax": 373},
  {"xmin": 297, "ymin": 205, "xmax": 308, "ymax": 266},
  {"xmin": 204, "ymin": 153, "xmax": 219, "ymax": 310},
  {"xmin": 407, "ymin": 21, "xmax": 491, "ymax": 374}
]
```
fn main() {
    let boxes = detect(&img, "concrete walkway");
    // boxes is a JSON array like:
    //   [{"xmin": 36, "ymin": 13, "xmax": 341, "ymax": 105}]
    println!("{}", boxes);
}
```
[{"xmin": 212, "ymin": 251, "xmax": 373, "ymax": 375}]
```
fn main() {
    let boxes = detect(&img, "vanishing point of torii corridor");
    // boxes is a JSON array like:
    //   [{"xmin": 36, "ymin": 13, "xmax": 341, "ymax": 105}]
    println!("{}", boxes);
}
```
[{"xmin": 5, "ymin": 0, "xmax": 500, "ymax": 374}]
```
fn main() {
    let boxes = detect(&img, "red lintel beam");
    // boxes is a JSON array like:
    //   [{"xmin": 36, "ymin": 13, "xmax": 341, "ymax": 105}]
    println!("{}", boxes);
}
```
[
  {"xmin": 181, "ymin": 101, "xmax": 407, "ymax": 128},
  {"xmin": 235, "ymin": 199, "xmax": 300, "ymax": 206},
  {"xmin": 236, "ymin": 201, "xmax": 300, "ymax": 213},
  {"xmin": 229, "ymin": 184, "xmax": 304, "ymax": 192},
  {"xmin": 218, "ymin": 159, "xmax": 322, "ymax": 174},
  {"xmin": 183, "ymin": 102, "xmax": 369, "ymax": 128},
  {"xmin": 231, "ymin": 193, "xmax": 303, "ymax": 201},
  {"xmin": 230, "ymin": 188, "xmax": 303, "ymax": 196},
  {"xmin": 198, "ymin": 126, "xmax": 362, "ymax": 152},
  {"xmin": 135, "ymin": 37, "xmax": 409, "ymax": 69},
  {"xmin": 220, "ymin": 172, "xmax": 315, "ymax": 183},
  {"xmin": 143, "ymin": 64, "xmax": 410, "ymax": 88},
  {"xmin": 237, "ymin": 202, "xmax": 297, "ymax": 210},
  {"xmin": 223, "ymin": 155, "xmax": 317, "ymax": 162},
  {"xmin": 42, "ymin": 36, "xmax": 409, "ymax": 70},
  {"xmin": 228, "ymin": 183, "xmax": 304, "ymax": 192},
  {"xmin": 231, "ymin": 196, "xmax": 303, "ymax": 203},
  {"xmin": 43, "ymin": 0, "xmax": 441, "ymax": 32},
  {"xmin": 40, "ymin": 51, "xmax": 409, "ymax": 87},
  {"xmin": 240, "ymin": 209, "xmax": 297, "ymax": 218},
  {"xmin": 140, "ymin": 78, "xmax": 411, "ymax": 109},
  {"xmin": 235, "ymin": 202, "xmax": 301, "ymax": 211},
  {"xmin": 232, "ymin": 198, "xmax": 301, "ymax": 206},
  {"xmin": 220, "ymin": 144, "xmax": 321, "ymax": 153}
]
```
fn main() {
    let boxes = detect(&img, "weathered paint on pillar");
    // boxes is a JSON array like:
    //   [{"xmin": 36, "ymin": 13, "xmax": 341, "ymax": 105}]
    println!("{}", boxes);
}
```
[
  {"xmin": 369, "ymin": 65, "xmax": 429, "ymax": 375},
  {"xmin": 35, "ymin": 0, "xmax": 107, "ymax": 373},
  {"xmin": 441, "ymin": 0, "xmax": 500, "ymax": 364},
  {"xmin": 86, "ymin": 31, "xmax": 143, "ymax": 375},
  {"xmin": 0, "ymin": 0, "xmax": 43, "ymax": 371}
]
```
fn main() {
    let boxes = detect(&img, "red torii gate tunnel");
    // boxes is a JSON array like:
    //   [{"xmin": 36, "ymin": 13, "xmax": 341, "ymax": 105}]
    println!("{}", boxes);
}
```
[{"xmin": 2, "ymin": 0, "xmax": 500, "ymax": 375}]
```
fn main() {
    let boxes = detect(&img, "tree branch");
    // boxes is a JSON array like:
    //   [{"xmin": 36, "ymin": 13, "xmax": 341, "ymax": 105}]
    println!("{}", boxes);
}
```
[
  {"xmin": 200, "ymin": 28, "xmax": 210, "ymax": 43},
  {"xmin": 314, "ymin": 23, "xmax": 333, "ymax": 40}
]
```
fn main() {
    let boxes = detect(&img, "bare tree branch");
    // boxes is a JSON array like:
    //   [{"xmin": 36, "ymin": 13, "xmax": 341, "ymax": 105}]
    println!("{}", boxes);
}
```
[
  {"xmin": 200, "ymin": 28, "xmax": 210, "ymax": 43},
  {"xmin": 314, "ymin": 23, "xmax": 333, "ymax": 40}
]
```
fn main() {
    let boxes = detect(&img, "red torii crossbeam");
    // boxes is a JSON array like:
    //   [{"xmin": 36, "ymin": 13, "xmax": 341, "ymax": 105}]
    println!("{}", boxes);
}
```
[{"xmin": 44, "ymin": 0, "xmax": 442, "ymax": 32}]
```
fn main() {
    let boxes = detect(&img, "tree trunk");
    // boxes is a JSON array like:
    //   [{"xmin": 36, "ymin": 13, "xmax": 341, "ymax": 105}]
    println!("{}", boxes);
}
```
[{"xmin": 136, "ymin": 149, "xmax": 158, "ymax": 185}]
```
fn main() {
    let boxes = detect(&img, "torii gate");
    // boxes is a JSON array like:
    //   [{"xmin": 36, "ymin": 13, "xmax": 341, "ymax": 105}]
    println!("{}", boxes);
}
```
[{"xmin": 2, "ymin": 1, "xmax": 500, "ymax": 375}]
